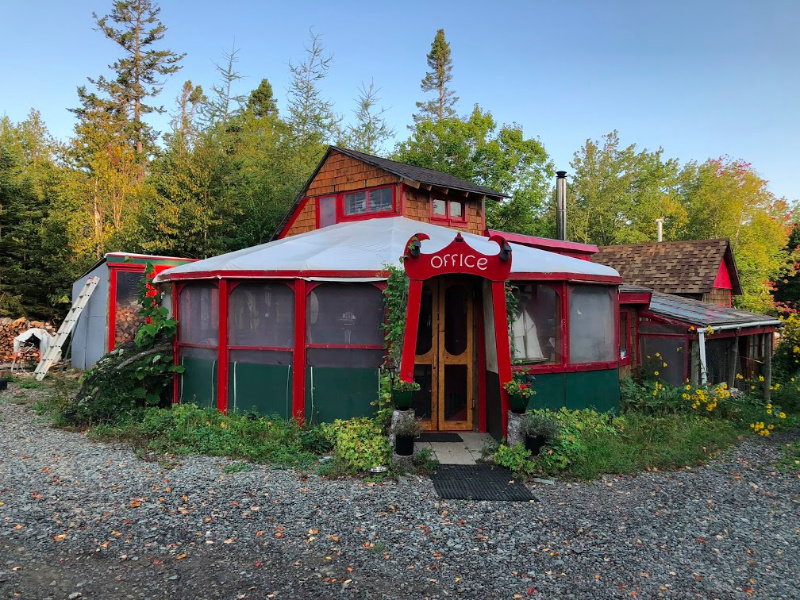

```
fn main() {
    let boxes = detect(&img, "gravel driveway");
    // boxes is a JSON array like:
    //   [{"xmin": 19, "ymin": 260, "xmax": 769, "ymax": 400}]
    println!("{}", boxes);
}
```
[{"xmin": 1, "ymin": 383, "xmax": 798, "ymax": 599}]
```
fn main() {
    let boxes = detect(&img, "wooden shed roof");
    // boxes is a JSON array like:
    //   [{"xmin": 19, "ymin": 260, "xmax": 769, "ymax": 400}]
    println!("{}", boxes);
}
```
[{"xmin": 591, "ymin": 239, "xmax": 742, "ymax": 295}]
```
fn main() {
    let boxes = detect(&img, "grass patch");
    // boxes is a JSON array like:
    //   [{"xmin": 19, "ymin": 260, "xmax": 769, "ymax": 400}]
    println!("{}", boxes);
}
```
[
  {"xmin": 776, "ymin": 439, "xmax": 800, "ymax": 476},
  {"xmin": 568, "ymin": 412, "xmax": 740, "ymax": 479},
  {"xmin": 88, "ymin": 404, "xmax": 333, "ymax": 469}
]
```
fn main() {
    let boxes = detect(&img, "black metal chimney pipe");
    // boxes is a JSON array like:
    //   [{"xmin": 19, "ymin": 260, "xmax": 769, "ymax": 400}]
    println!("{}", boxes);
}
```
[{"xmin": 556, "ymin": 170, "xmax": 567, "ymax": 241}]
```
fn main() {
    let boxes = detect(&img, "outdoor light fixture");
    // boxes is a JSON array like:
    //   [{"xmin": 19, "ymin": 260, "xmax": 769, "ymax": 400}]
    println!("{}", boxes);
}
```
[
  {"xmin": 387, "ymin": 363, "xmax": 397, "ymax": 385},
  {"xmin": 499, "ymin": 241, "xmax": 512, "ymax": 262}
]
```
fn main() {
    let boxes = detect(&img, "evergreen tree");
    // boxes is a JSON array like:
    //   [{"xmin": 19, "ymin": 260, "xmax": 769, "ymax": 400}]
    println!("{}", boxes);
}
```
[
  {"xmin": 247, "ymin": 78, "xmax": 278, "ymax": 118},
  {"xmin": 201, "ymin": 42, "xmax": 246, "ymax": 126},
  {"xmin": 414, "ymin": 29, "xmax": 458, "ymax": 123},
  {"xmin": 287, "ymin": 29, "xmax": 340, "ymax": 145},
  {"xmin": 344, "ymin": 80, "xmax": 394, "ymax": 155},
  {"xmin": 91, "ymin": 0, "xmax": 185, "ymax": 164}
]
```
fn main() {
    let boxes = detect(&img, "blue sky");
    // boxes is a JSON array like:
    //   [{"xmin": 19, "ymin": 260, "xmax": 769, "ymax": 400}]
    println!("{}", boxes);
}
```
[{"xmin": 2, "ymin": 0, "xmax": 798, "ymax": 200}]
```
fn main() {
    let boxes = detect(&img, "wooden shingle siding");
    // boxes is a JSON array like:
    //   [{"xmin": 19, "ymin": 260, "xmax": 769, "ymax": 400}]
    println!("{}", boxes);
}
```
[
  {"xmin": 284, "ymin": 197, "xmax": 316, "ymax": 237},
  {"xmin": 403, "ymin": 188, "xmax": 484, "ymax": 235},
  {"xmin": 307, "ymin": 151, "xmax": 399, "ymax": 197},
  {"xmin": 703, "ymin": 288, "xmax": 732, "ymax": 308}
]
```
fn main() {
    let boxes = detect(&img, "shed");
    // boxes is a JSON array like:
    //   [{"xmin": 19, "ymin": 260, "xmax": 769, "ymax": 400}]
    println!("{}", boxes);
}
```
[
  {"xmin": 636, "ymin": 290, "xmax": 781, "ymax": 394},
  {"xmin": 71, "ymin": 253, "xmax": 195, "ymax": 369}
]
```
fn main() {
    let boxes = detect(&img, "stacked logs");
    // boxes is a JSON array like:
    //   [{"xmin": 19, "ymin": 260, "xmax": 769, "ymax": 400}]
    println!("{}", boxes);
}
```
[
  {"xmin": 0, "ymin": 317, "xmax": 57, "ymax": 364},
  {"xmin": 115, "ymin": 304, "xmax": 144, "ymax": 346}
]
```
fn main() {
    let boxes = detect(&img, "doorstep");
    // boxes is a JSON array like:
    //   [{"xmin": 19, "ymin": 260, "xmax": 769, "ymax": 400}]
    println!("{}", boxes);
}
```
[{"xmin": 415, "ymin": 432, "xmax": 494, "ymax": 465}]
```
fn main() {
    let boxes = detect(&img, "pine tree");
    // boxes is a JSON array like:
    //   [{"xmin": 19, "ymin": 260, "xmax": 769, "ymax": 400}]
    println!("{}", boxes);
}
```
[
  {"xmin": 344, "ymin": 80, "xmax": 394, "ymax": 154},
  {"xmin": 414, "ymin": 29, "xmax": 458, "ymax": 123},
  {"xmin": 201, "ymin": 42, "xmax": 246, "ymax": 127},
  {"xmin": 247, "ymin": 79, "xmax": 278, "ymax": 118},
  {"xmin": 287, "ymin": 29, "xmax": 340, "ymax": 144},
  {"xmin": 91, "ymin": 0, "xmax": 185, "ymax": 164}
]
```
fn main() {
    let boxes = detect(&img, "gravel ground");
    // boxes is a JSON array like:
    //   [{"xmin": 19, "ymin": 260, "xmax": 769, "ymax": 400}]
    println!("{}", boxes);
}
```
[{"xmin": 1, "ymin": 381, "xmax": 799, "ymax": 600}]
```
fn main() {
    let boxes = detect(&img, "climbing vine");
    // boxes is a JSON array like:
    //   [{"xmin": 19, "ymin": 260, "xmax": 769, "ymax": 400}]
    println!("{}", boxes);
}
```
[
  {"xmin": 505, "ymin": 281, "xmax": 521, "ymax": 360},
  {"xmin": 383, "ymin": 265, "xmax": 409, "ymax": 369}
]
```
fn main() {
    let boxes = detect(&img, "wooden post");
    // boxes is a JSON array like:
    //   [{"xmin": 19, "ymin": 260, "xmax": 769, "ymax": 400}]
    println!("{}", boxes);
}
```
[{"xmin": 764, "ymin": 333, "xmax": 773, "ymax": 403}]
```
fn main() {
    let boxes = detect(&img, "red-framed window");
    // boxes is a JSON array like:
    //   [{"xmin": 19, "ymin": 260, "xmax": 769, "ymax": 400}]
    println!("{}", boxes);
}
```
[
  {"xmin": 314, "ymin": 185, "xmax": 397, "ymax": 228},
  {"xmin": 431, "ymin": 198, "xmax": 467, "ymax": 226},
  {"xmin": 510, "ymin": 282, "xmax": 563, "ymax": 365},
  {"xmin": 305, "ymin": 282, "xmax": 385, "ymax": 368}
]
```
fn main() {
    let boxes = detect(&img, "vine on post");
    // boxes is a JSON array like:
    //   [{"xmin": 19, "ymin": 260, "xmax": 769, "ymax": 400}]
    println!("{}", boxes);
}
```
[{"xmin": 383, "ymin": 264, "xmax": 409, "ymax": 370}]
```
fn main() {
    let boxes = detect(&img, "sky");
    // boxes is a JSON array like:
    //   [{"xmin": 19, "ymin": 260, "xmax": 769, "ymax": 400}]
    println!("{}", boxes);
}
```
[{"xmin": 2, "ymin": 0, "xmax": 799, "ymax": 201}]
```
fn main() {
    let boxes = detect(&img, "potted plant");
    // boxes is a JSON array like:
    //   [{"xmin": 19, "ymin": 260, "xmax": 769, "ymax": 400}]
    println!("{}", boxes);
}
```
[
  {"xmin": 391, "ymin": 416, "xmax": 422, "ymax": 456},
  {"xmin": 521, "ymin": 413, "xmax": 558, "ymax": 456},
  {"xmin": 503, "ymin": 373, "xmax": 535, "ymax": 413},
  {"xmin": 392, "ymin": 379, "xmax": 420, "ymax": 410}
]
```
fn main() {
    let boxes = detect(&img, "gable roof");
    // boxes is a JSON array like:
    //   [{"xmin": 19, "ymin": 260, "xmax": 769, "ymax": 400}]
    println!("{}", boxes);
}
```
[
  {"xmin": 591, "ymin": 239, "xmax": 742, "ymax": 296},
  {"xmin": 271, "ymin": 146, "xmax": 507, "ymax": 241},
  {"xmin": 331, "ymin": 147, "xmax": 507, "ymax": 199}
]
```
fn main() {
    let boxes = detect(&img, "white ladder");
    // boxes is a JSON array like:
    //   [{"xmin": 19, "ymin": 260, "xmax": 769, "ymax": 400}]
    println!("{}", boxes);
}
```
[{"xmin": 35, "ymin": 277, "xmax": 100, "ymax": 381}]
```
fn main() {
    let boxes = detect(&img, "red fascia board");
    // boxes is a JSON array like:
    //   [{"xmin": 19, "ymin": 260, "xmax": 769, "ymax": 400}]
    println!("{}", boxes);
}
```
[
  {"xmin": 276, "ymin": 197, "xmax": 309, "ymax": 240},
  {"xmin": 105, "ymin": 252, "xmax": 196, "ymax": 263},
  {"xmin": 487, "ymin": 230, "xmax": 599, "ymax": 256},
  {"xmin": 160, "ymin": 270, "xmax": 621, "ymax": 285},
  {"xmin": 512, "ymin": 362, "xmax": 619, "ymax": 374},
  {"xmin": 620, "ymin": 291, "xmax": 652, "ymax": 305},
  {"xmin": 159, "ymin": 269, "xmax": 392, "ymax": 281}
]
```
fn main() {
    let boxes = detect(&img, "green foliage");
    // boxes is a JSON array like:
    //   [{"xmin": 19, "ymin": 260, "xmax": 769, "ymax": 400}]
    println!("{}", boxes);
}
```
[
  {"xmin": 414, "ymin": 29, "xmax": 458, "ymax": 123},
  {"xmin": 776, "ymin": 439, "xmax": 800, "ymax": 476},
  {"xmin": 383, "ymin": 265, "xmax": 409, "ymax": 370},
  {"xmin": 522, "ymin": 413, "xmax": 559, "ymax": 440},
  {"xmin": 395, "ymin": 106, "xmax": 554, "ymax": 236},
  {"xmin": 327, "ymin": 417, "xmax": 391, "ymax": 473},
  {"xmin": 90, "ymin": 403, "xmax": 324, "ymax": 467},
  {"xmin": 343, "ymin": 80, "xmax": 394, "ymax": 155},
  {"xmin": 61, "ymin": 264, "xmax": 182, "ymax": 425},
  {"xmin": 569, "ymin": 130, "xmax": 684, "ymax": 246},
  {"xmin": 494, "ymin": 443, "xmax": 534, "ymax": 475}
]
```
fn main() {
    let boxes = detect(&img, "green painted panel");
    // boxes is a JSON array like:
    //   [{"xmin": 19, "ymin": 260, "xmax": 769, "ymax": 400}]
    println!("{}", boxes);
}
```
[
  {"xmin": 229, "ymin": 362, "xmax": 292, "ymax": 418},
  {"xmin": 305, "ymin": 367, "xmax": 379, "ymax": 424},
  {"xmin": 528, "ymin": 373, "xmax": 566, "ymax": 411},
  {"xmin": 180, "ymin": 356, "xmax": 217, "ymax": 408},
  {"xmin": 565, "ymin": 369, "xmax": 620, "ymax": 413}
]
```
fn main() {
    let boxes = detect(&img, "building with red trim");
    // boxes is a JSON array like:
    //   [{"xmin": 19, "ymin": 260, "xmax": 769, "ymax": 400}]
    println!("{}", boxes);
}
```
[{"xmin": 155, "ymin": 147, "xmax": 625, "ymax": 439}]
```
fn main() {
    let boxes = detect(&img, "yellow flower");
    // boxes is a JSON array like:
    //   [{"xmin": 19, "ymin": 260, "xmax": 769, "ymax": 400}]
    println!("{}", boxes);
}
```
[
  {"xmin": 685, "ymin": 385, "xmax": 692, "ymax": 391},
  {"xmin": 794, "ymin": 345, "xmax": 800, "ymax": 353},
  {"xmin": 662, "ymin": 362, "xmax": 668, "ymax": 367},
  {"xmin": 736, "ymin": 373, "xmax": 744, "ymax": 380},
  {"xmin": 759, "ymin": 375, "xmax": 765, "ymax": 382},
  {"xmin": 766, "ymin": 404, "xmax": 772, "ymax": 409},
  {"xmin": 780, "ymin": 412, "xmax": 786, "ymax": 419},
  {"xmin": 654, "ymin": 371, "xmax": 660, "ymax": 376},
  {"xmin": 767, "ymin": 409, "xmax": 773, "ymax": 415}
]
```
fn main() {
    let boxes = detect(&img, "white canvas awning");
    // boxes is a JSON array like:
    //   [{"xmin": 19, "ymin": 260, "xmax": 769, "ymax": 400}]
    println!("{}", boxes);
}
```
[{"xmin": 155, "ymin": 217, "xmax": 619, "ymax": 283}]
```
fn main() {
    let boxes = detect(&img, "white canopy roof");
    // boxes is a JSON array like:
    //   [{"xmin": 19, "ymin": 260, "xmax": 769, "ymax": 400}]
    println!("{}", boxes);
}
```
[{"xmin": 155, "ymin": 217, "xmax": 619, "ymax": 282}]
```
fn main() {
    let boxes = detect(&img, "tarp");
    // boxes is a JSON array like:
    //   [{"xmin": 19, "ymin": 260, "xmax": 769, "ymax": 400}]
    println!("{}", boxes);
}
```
[
  {"xmin": 155, "ymin": 217, "xmax": 619, "ymax": 283},
  {"xmin": 13, "ymin": 328, "xmax": 52, "ymax": 357}
]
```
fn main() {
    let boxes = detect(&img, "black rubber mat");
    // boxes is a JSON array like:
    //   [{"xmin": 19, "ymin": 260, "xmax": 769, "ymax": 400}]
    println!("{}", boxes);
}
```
[
  {"xmin": 417, "ymin": 432, "xmax": 462, "ymax": 443},
  {"xmin": 430, "ymin": 465, "xmax": 536, "ymax": 501}
]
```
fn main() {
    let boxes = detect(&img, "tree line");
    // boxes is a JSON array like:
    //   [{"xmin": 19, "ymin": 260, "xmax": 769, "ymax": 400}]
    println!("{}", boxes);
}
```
[{"xmin": 0, "ymin": 0, "xmax": 796, "ymax": 321}]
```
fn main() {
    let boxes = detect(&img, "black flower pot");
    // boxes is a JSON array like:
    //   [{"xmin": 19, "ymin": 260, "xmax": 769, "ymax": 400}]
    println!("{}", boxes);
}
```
[
  {"xmin": 393, "ymin": 390, "xmax": 414, "ymax": 410},
  {"xmin": 508, "ymin": 392, "xmax": 529, "ymax": 414},
  {"xmin": 525, "ymin": 434, "xmax": 547, "ymax": 456},
  {"xmin": 395, "ymin": 435, "xmax": 415, "ymax": 456},
  {"xmin": 0, "ymin": 377, "xmax": 7, "ymax": 391}
]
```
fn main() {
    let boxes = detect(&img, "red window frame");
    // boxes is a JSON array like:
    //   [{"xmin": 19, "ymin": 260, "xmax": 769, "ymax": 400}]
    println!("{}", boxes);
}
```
[
  {"xmin": 619, "ymin": 309, "xmax": 633, "ymax": 366},
  {"xmin": 314, "ymin": 185, "xmax": 397, "ymax": 227},
  {"xmin": 226, "ymin": 280, "xmax": 296, "ymax": 352},
  {"xmin": 430, "ymin": 197, "xmax": 467, "ymax": 226}
]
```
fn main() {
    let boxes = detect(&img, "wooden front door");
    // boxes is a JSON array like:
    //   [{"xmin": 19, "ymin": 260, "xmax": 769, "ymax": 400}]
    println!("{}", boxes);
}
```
[{"xmin": 413, "ymin": 277, "xmax": 474, "ymax": 431}]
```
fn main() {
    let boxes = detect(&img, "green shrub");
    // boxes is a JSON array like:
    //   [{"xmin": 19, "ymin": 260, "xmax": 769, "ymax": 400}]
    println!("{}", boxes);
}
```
[
  {"xmin": 494, "ymin": 443, "xmax": 534, "ymax": 475},
  {"xmin": 329, "ymin": 417, "xmax": 391, "ymax": 473}
]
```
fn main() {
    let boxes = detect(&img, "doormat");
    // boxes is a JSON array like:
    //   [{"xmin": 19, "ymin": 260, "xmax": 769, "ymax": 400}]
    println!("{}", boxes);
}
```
[
  {"xmin": 430, "ymin": 465, "xmax": 537, "ymax": 502},
  {"xmin": 417, "ymin": 432, "xmax": 462, "ymax": 443}
]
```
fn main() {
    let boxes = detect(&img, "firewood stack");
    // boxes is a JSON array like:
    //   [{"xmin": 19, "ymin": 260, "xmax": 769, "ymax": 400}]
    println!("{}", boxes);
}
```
[
  {"xmin": 0, "ymin": 317, "xmax": 57, "ymax": 364},
  {"xmin": 115, "ymin": 303, "xmax": 145, "ymax": 347}
]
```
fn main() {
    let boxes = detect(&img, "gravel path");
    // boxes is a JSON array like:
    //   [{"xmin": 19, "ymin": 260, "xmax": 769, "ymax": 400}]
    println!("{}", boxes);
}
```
[{"xmin": 1, "ymin": 383, "xmax": 799, "ymax": 600}]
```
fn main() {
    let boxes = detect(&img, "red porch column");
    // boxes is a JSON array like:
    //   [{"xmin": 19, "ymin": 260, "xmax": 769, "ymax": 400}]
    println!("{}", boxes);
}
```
[
  {"xmin": 400, "ymin": 279, "xmax": 423, "ymax": 382},
  {"xmin": 491, "ymin": 280, "xmax": 513, "ymax": 435},
  {"xmin": 293, "ymin": 279, "xmax": 307, "ymax": 421},
  {"xmin": 217, "ymin": 279, "xmax": 229, "ymax": 413}
]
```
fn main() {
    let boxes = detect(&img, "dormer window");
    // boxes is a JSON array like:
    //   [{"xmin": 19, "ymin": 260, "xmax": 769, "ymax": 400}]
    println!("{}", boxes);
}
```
[
  {"xmin": 431, "ymin": 198, "xmax": 466, "ymax": 225},
  {"xmin": 344, "ymin": 187, "xmax": 393, "ymax": 216}
]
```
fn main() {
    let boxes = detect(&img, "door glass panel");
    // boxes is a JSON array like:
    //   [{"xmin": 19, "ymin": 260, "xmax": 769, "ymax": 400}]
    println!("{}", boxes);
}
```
[
  {"xmin": 413, "ymin": 364, "xmax": 433, "ymax": 421},
  {"xmin": 443, "ymin": 364, "xmax": 467, "ymax": 423},
  {"xmin": 416, "ymin": 284, "xmax": 433, "ymax": 355},
  {"xmin": 444, "ymin": 284, "xmax": 468, "ymax": 355}
]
